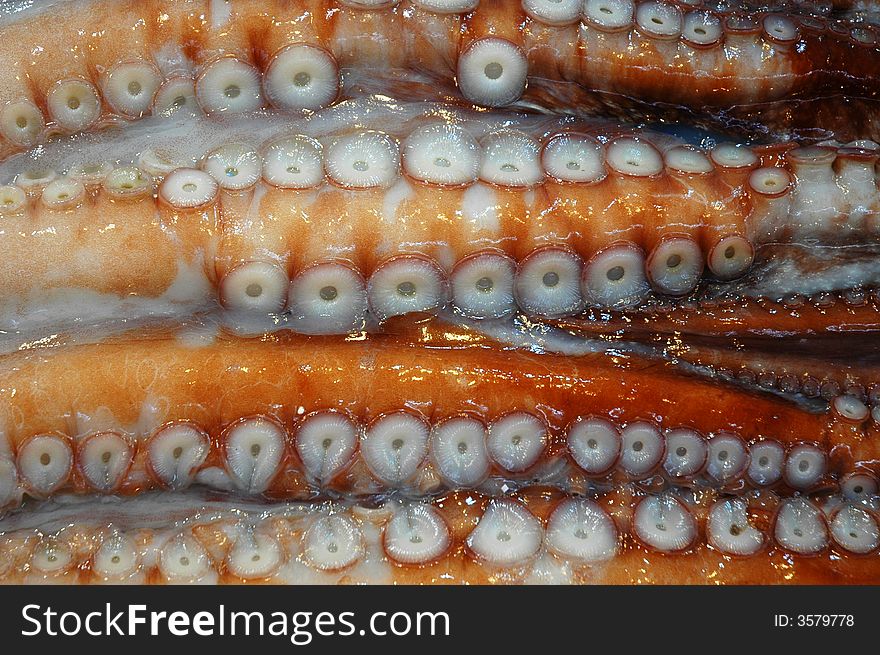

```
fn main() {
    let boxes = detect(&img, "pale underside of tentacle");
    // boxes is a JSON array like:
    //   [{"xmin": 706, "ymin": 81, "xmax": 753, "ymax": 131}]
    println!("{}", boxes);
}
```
[
  {"xmin": 0, "ymin": 0, "xmax": 878, "ymax": 588},
  {"xmin": 1, "ymin": 485, "xmax": 878, "ymax": 584}
]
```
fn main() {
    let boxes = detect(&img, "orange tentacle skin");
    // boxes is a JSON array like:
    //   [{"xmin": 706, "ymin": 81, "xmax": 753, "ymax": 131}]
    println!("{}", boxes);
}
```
[{"xmin": 0, "ymin": 0, "xmax": 877, "ymax": 586}]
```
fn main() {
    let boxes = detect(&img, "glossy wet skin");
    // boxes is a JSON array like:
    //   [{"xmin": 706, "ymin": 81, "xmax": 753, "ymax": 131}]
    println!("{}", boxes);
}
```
[{"xmin": 0, "ymin": 0, "xmax": 878, "ymax": 585}]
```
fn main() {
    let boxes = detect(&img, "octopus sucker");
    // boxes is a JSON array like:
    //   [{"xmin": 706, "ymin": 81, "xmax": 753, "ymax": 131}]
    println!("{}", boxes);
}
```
[
  {"xmin": 450, "ymin": 252, "xmax": 517, "ymax": 319},
  {"xmin": 263, "ymin": 44, "xmax": 340, "ymax": 112},
  {"xmin": 76, "ymin": 431, "xmax": 135, "ymax": 493},
  {"xmin": 294, "ymin": 410, "xmax": 360, "ymax": 484},
  {"xmin": 159, "ymin": 532, "xmax": 216, "ymax": 583},
  {"xmin": 102, "ymin": 60, "xmax": 164, "ymax": 119},
  {"xmin": 706, "ymin": 497, "xmax": 765, "ymax": 556},
  {"xmin": 226, "ymin": 528, "xmax": 284, "ymax": 580},
  {"xmin": 222, "ymin": 416, "xmax": 287, "ymax": 494},
  {"xmin": 383, "ymin": 503, "xmax": 451, "ymax": 565},
  {"xmin": 618, "ymin": 421, "xmax": 665, "ymax": 479},
  {"xmin": 368, "ymin": 255, "xmax": 450, "ymax": 321},
  {"xmin": 0, "ymin": 0, "xmax": 878, "ymax": 588},
  {"xmin": 431, "ymin": 415, "xmax": 491, "ymax": 487},
  {"xmin": 146, "ymin": 422, "xmax": 211, "ymax": 490},
  {"xmin": 302, "ymin": 514, "xmax": 365, "ymax": 572},
  {"xmin": 288, "ymin": 261, "xmax": 368, "ymax": 334},
  {"xmin": 746, "ymin": 441, "xmax": 786, "ymax": 487},
  {"xmin": 566, "ymin": 416, "xmax": 621, "ymax": 477},
  {"xmin": 662, "ymin": 428, "xmax": 709, "ymax": 480},
  {"xmin": 16, "ymin": 435, "xmax": 73, "ymax": 498},
  {"xmin": 487, "ymin": 411, "xmax": 549, "ymax": 474},
  {"xmin": 457, "ymin": 37, "xmax": 529, "ymax": 108}
]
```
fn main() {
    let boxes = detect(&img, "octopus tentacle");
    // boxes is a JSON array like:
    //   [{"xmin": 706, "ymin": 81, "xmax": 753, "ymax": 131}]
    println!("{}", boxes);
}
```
[
  {"xmin": 0, "ymin": 105, "xmax": 877, "ymax": 337},
  {"xmin": 0, "ymin": 327, "xmax": 873, "ymax": 508},
  {"xmin": 0, "ymin": 0, "xmax": 878, "ymax": 590},
  {"xmin": 551, "ymin": 291, "xmax": 880, "ymax": 396},
  {"xmin": 1, "ymin": 484, "xmax": 879, "ymax": 584},
  {"xmin": 0, "ymin": 0, "xmax": 878, "ymax": 158}
]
